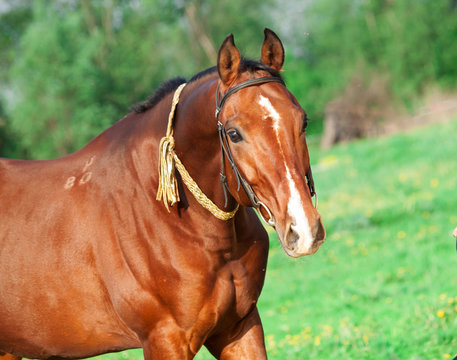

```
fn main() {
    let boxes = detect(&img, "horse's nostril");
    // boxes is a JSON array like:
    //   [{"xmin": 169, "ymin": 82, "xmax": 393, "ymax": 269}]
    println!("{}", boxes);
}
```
[
  {"xmin": 287, "ymin": 225, "xmax": 300, "ymax": 250},
  {"xmin": 314, "ymin": 218, "xmax": 326, "ymax": 241}
]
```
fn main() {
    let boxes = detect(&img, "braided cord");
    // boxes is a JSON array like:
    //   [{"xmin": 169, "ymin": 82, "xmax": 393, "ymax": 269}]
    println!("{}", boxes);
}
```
[
  {"xmin": 156, "ymin": 83, "xmax": 239, "ymax": 220},
  {"xmin": 156, "ymin": 83, "xmax": 187, "ymax": 211},
  {"xmin": 174, "ymin": 155, "xmax": 239, "ymax": 220}
]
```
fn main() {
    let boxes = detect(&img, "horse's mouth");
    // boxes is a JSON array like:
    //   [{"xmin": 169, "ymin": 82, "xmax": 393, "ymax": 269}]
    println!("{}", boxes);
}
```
[
  {"xmin": 279, "ymin": 238, "xmax": 324, "ymax": 258},
  {"xmin": 277, "ymin": 219, "xmax": 326, "ymax": 258}
]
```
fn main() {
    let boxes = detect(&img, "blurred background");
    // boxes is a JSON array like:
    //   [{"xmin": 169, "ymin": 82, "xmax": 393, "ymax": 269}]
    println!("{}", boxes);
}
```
[
  {"xmin": 1, "ymin": 1, "xmax": 456, "ymax": 359},
  {"xmin": 1, "ymin": 0, "xmax": 456, "ymax": 159}
]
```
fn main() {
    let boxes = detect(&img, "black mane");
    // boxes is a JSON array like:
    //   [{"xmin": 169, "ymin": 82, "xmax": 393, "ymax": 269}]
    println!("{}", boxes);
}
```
[
  {"xmin": 130, "ymin": 59, "xmax": 283, "ymax": 113},
  {"xmin": 130, "ymin": 77, "xmax": 186, "ymax": 113}
]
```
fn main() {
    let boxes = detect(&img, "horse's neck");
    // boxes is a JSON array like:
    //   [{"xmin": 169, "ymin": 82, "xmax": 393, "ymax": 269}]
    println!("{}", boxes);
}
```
[
  {"xmin": 172, "ymin": 76, "xmax": 238, "ymax": 218},
  {"xmin": 95, "ymin": 79, "xmax": 242, "ymax": 252},
  {"xmin": 104, "ymin": 76, "xmax": 238, "ymax": 229}
]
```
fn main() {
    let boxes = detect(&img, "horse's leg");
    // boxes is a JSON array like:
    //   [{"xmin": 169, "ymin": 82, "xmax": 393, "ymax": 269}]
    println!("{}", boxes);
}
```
[
  {"xmin": 205, "ymin": 307, "xmax": 267, "ymax": 360},
  {"xmin": 0, "ymin": 353, "xmax": 21, "ymax": 360},
  {"xmin": 141, "ymin": 323, "xmax": 195, "ymax": 360}
]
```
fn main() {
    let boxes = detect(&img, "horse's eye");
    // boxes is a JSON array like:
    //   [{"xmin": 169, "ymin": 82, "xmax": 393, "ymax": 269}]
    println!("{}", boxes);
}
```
[{"xmin": 227, "ymin": 129, "xmax": 243, "ymax": 143}]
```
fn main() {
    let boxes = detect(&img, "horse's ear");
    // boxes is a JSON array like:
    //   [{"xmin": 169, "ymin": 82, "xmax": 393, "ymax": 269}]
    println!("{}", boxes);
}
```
[
  {"xmin": 217, "ymin": 34, "xmax": 241, "ymax": 85},
  {"xmin": 260, "ymin": 28, "xmax": 284, "ymax": 71}
]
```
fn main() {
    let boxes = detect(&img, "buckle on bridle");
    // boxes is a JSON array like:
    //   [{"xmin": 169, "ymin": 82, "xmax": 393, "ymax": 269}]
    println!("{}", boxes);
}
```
[
  {"xmin": 255, "ymin": 200, "xmax": 276, "ymax": 227},
  {"xmin": 306, "ymin": 167, "xmax": 318, "ymax": 209}
]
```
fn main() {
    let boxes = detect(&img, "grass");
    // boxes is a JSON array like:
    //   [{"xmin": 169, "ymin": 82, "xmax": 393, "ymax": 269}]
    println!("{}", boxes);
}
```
[{"xmin": 96, "ymin": 119, "xmax": 457, "ymax": 360}]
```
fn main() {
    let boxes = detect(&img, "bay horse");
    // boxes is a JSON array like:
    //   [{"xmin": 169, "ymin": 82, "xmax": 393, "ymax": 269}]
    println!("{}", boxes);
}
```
[{"xmin": 0, "ymin": 29, "xmax": 325, "ymax": 360}]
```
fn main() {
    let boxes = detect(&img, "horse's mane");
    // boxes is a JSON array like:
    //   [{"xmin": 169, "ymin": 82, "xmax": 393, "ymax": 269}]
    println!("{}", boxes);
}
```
[
  {"xmin": 130, "ymin": 77, "xmax": 186, "ymax": 113},
  {"xmin": 130, "ymin": 59, "xmax": 283, "ymax": 114}
]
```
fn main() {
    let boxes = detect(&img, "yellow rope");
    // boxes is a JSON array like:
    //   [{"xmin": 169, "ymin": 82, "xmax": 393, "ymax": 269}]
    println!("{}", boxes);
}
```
[
  {"xmin": 174, "ymin": 155, "xmax": 239, "ymax": 220},
  {"xmin": 156, "ymin": 83, "xmax": 186, "ymax": 211},
  {"xmin": 156, "ymin": 83, "xmax": 239, "ymax": 220}
]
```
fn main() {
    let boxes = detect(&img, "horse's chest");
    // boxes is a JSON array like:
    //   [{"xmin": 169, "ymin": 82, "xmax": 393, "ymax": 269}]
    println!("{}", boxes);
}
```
[
  {"xmin": 227, "ymin": 260, "xmax": 261, "ymax": 315},
  {"xmin": 196, "ymin": 260, "xmax": 262, "ymax": 332},
  {"xmin": 189, "ymin": 239, "xmax": 268, "ymax": 336}
]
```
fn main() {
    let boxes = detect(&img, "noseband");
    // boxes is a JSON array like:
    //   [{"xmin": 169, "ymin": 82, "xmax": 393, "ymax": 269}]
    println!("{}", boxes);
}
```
[{"xmin": 215, "ymin": 76, "xmax": 317, "ymax": 226}]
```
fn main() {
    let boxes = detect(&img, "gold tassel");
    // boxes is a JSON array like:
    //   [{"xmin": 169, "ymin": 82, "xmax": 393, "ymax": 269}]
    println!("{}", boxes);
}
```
[
  {"xmin": 156, "ymin": 136, "xmax": 179, "ymax": 211},
  {"xmin": 156, "ymin": 82, "xmax": 239, "ymax": 220},
  {"xmin": 156, "ymin": 83, "xmax": 186, "ymax": 211}
]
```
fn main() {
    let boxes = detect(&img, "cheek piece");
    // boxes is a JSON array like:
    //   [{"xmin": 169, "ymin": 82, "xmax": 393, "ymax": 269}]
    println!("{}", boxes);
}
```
[{"xmin": 215, "ymin": 76, "xmax": 317, "ymax": 227}]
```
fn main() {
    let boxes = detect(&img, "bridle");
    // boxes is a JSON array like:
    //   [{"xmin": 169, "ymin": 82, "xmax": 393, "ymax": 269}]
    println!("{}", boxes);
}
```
[
  {"xmin": 156, "ymin": 75, "xmax": 317, "ymax": 224},
  {"xmin": 215, "ymin": 76, "xmax": 317, "ymax": 226}
]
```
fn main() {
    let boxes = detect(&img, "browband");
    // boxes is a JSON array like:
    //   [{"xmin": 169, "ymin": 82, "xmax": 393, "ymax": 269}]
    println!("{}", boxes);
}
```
[{"xmin": 215, "ymin": 76, "xmax": 285, "ymax": 118}]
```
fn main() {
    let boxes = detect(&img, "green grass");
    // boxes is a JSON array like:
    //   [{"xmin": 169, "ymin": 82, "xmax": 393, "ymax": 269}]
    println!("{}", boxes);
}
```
[{"xmin": 96, "ymin": 119, "xmax": 457, "ymax": 359}]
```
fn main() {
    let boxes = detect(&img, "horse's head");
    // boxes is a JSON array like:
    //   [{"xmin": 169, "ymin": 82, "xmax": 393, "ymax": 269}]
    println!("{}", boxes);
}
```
[{"xmin": 216, "ymin": 29, "xmax": 325, "ymax": 257}]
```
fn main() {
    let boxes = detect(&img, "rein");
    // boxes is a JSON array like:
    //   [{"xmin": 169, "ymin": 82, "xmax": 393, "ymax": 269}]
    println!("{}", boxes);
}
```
[{"xmin": 156, "ymin": 75, "xmax": 317, "ymax": 224}]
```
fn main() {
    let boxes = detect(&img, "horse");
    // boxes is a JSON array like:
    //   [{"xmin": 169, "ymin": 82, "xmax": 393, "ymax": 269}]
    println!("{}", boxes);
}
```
[{"xmin": 0, "ymin": 29, "xmax": 325, "ymax": 359}]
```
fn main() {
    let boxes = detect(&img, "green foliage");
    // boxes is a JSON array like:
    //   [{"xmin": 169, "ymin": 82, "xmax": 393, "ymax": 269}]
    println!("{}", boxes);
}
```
[
  {"xmin": 2, "ymin": 0, "xmax": 456, "ymax": 157},
  {"xmin": 0, "ymin": 1, "xmax": 32, "ymax": 81},
  {"xmin": 285, "ymin": 0, "xmax": 457, "ymax": 124},
  {"xmin": 1, "ymin": 0, "xmax": 272, "ymax": 159},
  {"xmin": 0, "ymin": 0, "xmax": 33, "ymax": 156},
  {"xmin": 4, "ymin": 0, "xmax": 184, "ymax": 158}
]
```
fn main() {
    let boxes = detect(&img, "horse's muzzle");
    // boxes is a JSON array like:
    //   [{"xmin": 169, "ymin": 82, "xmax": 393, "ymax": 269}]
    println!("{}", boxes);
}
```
[{"xmin": 280, "ymin": 215, "xmax": 325, "ymax": 258}]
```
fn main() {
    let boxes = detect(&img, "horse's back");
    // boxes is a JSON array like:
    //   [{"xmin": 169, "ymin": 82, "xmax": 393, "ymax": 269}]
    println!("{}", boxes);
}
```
[{"xmin": 0, "ymin": 155, "xmax": 94, "ymax": 248}]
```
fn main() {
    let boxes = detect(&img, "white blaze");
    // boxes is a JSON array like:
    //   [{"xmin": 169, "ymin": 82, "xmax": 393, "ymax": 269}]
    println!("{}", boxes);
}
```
[
  {"xmin": 285, "ymin": 167, "xmax": 314, "ymax": 252},
  {"xmin": 258, "ymin": 95, "xmax": 314, "ymax": 252},
  {"xmin": 259, "ymin": 95, "xmax": 280, "ymax": 132}
]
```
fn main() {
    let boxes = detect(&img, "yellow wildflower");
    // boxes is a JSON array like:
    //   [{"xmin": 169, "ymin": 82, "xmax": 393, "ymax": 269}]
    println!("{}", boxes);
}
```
[{"xmin": 430, "ymin": 178, "xmax": 439, "ymax": 188}]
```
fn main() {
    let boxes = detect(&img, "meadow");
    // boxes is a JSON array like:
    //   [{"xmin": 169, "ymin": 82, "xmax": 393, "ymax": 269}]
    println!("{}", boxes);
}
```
[{"xmin": 96, "ymin": 118, "xmax": 457, "ymax": 359}]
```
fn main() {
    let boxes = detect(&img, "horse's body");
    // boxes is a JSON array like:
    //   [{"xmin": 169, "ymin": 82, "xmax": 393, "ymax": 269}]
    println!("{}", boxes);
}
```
[{"xmin": 0, "ymin": 30, "xmax": 324, "ymax": 359}]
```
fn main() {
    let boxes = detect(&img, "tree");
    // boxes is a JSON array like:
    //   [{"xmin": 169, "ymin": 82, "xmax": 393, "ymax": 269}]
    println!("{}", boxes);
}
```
[
  {"xmin": 284, "ymin": 0, "xmax": 457, "ymax": 128},
  {"xmin": 2, "ymin": 0, "xmax": 274, "ymax": 159},
  {"xmin": 0, "ymin": 0, "xmax": 33, "ymax": 157}
]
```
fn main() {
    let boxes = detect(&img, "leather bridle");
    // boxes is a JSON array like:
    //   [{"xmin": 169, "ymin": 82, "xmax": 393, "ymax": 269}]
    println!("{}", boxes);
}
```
[{"xmin": 215, "ymin": 76, "xmax": 317, "ymax": 227}]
